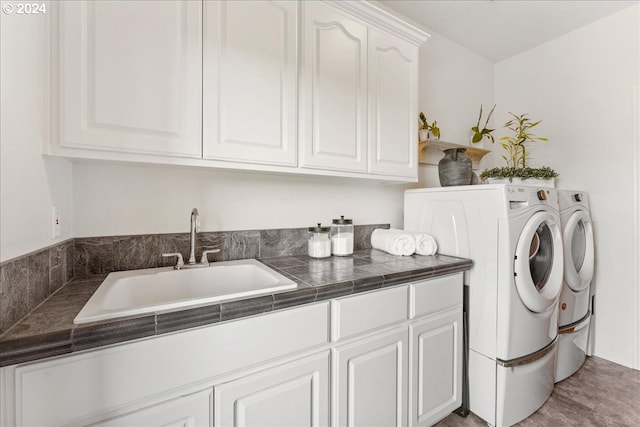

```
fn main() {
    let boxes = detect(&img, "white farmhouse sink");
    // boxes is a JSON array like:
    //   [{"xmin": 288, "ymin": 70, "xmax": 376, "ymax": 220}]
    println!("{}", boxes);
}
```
[{"xmin": 73, "ymin": 259, "xmax": 296, "ymax": 324}]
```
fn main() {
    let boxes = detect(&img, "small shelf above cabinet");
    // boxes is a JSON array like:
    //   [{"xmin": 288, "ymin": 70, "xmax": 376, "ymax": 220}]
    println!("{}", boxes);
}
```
[{"xmin": 419, "ymin": 139, "xmax": 491, "ymax": 170}]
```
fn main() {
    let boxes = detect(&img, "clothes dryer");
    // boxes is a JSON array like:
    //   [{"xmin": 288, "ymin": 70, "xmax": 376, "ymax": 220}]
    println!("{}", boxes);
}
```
[
  {"xmin": 405, "ymin": 185, "xmax": 563, "ymax": 427},
  {"xmin": 555, "ymin": 190, "xmax": 595, "ymax": 382}
]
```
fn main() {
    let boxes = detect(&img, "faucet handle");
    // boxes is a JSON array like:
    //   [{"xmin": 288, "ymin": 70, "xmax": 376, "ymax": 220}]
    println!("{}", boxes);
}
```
[
  {"xmin": 162, "ymin": 252, "xmax": 184, "ymax": 270},
  {"xmin": 200, "ymin": 249, "xmax": 221, "ymax": 264}
]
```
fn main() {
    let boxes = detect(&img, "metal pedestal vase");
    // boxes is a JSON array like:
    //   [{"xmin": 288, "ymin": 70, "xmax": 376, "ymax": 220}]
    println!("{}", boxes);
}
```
[{"xmin": 438, "ymin": 148, "xmax": 472, "ymax": 186}]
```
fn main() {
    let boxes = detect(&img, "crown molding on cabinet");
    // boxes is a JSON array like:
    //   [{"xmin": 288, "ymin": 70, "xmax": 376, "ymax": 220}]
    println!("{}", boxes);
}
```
[{"xmin": 326, "ymin": 0, "xmax": 430, "ymax": 46}]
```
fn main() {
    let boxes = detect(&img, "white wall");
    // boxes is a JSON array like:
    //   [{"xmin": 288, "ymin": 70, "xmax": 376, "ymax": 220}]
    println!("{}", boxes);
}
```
[
  {"xmin": 495, "ymin": 5, "xmax": 640, "ymax": 368},
  {"xmin": 415, "ymin": 29, "xmax": 495, "ymax": 187},
  {"xmin": 0, "ymin": 5, "xmax": 74, "ymax": 262},
  {"xmin": 72, "ymin": 162, "xmax": 408, "ymax": 236},
  {"xmin": 418, "ymin": 31, "xmax": 495, "ymax": 146}
]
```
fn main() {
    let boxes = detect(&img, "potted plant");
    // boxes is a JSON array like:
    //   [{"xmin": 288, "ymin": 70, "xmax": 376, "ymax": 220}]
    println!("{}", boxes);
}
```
[
  {"xmin": 419, "ymin": 112, "xmax": 441, "ymax": 141},
  {"xmin": 480, "ymin": 112, "xmax": 558, "ymax": 185},
  {"xmin": 471, "ymin": 104, "xmax": 496, "ymax": 144}
]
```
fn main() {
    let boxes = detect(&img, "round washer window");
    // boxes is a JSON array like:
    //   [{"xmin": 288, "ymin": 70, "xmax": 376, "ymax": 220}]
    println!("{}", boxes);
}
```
[
  {"xmin": 514, "ymin": 210, "xmax": 564, "ymax": 313},
  {"xmin": 529, "ymin": 222, "xmax": 554, "ymax": 291},
  {"xmin": 562, "ymin": 210, "xmax": 594, "ymax": 293},
  {"xmin": 571, "ymin": 220, "xmax": 586, "ymax": 272}
]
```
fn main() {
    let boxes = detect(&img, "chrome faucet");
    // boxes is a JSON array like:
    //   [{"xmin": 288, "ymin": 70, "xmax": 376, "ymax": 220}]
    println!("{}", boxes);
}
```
[
  {"xmin": 188, "ymin": 208, "xmax": 199, "ymax": 265},
  {"xmin": 162, "ymin": 208, "xmax": 220, "ymax": 269}
]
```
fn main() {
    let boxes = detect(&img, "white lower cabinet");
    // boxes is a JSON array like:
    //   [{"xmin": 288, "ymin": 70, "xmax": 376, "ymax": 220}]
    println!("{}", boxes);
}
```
[
  {"xmin": 214, "ymin": 351, "xmax": 330, "ymax": 427},
  {"xmin": 1, "ymin": 302, "xmax": 330, "ymax": 427},
  {"xmin": 91, "ymin": 389, "xmax": 213, "ymax": 427},
  {"xmin": 410, "ymin": 309, "xmax": 463, "ymax": 427},
  {"xmin": 334, "ymin": 328, "xmax": 409, "ymax": 427},
  {"xmin": 0, "ymin": 274, "xmax": 464, "ymax": 427}
]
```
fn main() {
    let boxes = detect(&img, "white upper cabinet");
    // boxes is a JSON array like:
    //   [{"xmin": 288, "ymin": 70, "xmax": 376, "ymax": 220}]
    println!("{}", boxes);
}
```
[
  {"xmin": 203, "ymin": 1, "xmax": 298, "ymax": 166},
  {"xmin": 368, "ymin": 29, "xmax": 419, "ymax": 178},
  {"xmin": 50, "ymin": 0, "xmax": 428, "ymax": 181},
  {"xmin": 301, "ymin": 1, "xmax": 427, "ymax": 178},
  {"xmin": 300, "ymin": 1, "xmax": 368, "ymax": 173},
  {"xmin": 56, "ymin": 1, "xmax": 202, "ymax": 157}
]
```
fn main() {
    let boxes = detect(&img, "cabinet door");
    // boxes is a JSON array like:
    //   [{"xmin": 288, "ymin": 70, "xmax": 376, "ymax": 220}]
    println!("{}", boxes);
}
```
[
  {"xmin": 59, "ymin": 1, "xmax": 202, "ymax": 157},
  {"xmin": 92, "ymin": 389, "xmax": 212, "ymax": 427},
  {"xmin": 214, "ymin": 352, "xmax": 330, "ymax": 427},
  {"xmin": 368, "ymin": 29, "xmax": 419, "ymax": 178},
  {"xmin": 334, "ymin": 328, "xmax": 409, "ymax": 427},
  {"xmin": 203, "ymin": 1, "xmax": 298, "ymax": 166},
  {"xmin": 300, "ymin": 2, "xmax": 368, "ymax": 172},
  {"xmin": 410, "ymin": 310, "xmax": 463, "ymax": 427}
]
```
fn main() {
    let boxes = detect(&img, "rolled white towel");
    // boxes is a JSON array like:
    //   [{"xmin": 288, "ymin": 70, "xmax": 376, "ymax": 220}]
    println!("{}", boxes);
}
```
[
  {"xmin": 371, "ymin": 228, "xmax": 416, "ymax": 256},
  {"xmin": 406, "ymin": 231, "xmax": 438, "ymax": 256}
]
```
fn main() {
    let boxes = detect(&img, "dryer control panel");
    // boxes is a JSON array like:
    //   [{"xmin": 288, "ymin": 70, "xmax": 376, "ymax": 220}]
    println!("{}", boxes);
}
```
[{"xmin": 558, "ymin": 190, "xmax": 590, "ymax": 212}]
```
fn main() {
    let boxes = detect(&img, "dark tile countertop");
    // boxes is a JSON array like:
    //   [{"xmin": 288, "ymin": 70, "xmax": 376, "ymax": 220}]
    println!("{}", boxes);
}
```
[{"xmin": 0, "ymin": 250, "xmax": 471, "ymax": 367}]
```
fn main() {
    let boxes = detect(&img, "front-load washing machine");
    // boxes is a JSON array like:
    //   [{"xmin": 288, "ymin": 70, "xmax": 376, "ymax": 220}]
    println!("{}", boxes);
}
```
[
  {"xmin": 405, "ymin": 185, "xmax": 564, "ymax": 427},
  {"xmin": 555, "ymin": 190, "xmax": 595, "ymax": 382}
]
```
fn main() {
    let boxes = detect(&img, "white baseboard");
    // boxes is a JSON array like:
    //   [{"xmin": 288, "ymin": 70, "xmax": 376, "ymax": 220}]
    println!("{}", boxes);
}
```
[{"xmin": 594, "ymin": 345, "xmax": 636, "ymax": 370}]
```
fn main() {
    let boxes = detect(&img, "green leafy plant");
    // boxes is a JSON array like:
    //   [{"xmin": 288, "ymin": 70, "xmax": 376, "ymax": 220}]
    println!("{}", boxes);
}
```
[
  {"xmin": 471, "ymin": 104, "xmax": 495, "ymax": 144},
  {"xmin": 499, "ymin": 112, "xmax": 548, "ymax": 168},
  {"xmin": 480, "ymin": 112, "xmax": 557, "ymax": 182},
  {"xmin": 479, "ymin": 166, "xmax": 559, "ymax": 181},
  {"xmin": 419, "ymin": 112, "xmax": 441, "ymax": 140}
]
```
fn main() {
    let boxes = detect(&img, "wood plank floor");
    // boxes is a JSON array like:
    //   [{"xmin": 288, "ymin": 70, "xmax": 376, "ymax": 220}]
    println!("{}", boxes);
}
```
[{"xmin": 436, "ymin": 356, "xmax": 640, "ymax": 426}]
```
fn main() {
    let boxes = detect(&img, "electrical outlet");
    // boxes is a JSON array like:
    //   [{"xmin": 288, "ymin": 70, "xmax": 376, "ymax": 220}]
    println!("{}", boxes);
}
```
[{"xmin": 52, "ymin": 207, "xmax": 61, "ymax": 239}]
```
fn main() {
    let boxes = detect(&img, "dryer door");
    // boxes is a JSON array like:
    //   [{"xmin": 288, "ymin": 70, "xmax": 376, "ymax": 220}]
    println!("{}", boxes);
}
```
[
  {"xmin": 514, "ymin": 211, "xmax": 564, "ymax": 313},
  {"xmin": 563, "ymin": 210, "xmax": 594, "ymax": 292}
]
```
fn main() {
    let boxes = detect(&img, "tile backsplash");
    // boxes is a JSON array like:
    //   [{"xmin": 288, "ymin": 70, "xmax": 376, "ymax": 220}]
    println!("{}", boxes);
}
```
[
  {"xmin": 0, "ymin": 224, "xmax": 388, "ymax": 335},
  {"xmin": 74, "ymin": 224, "xmax": 387, "ymax": 276},
  {"xmin": 0, "ymin": 240, "xmax": 74, "ymax": 334}
]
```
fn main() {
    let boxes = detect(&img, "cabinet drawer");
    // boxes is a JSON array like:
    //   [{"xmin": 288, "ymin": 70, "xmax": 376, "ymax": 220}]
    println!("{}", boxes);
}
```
[
  {"xmin": 331, "ymin": 286, "xmax": 408, "ymax": 341},
  {"xmin": 409, "ymin": 273, "xmax": 463, "ymax": 319}
]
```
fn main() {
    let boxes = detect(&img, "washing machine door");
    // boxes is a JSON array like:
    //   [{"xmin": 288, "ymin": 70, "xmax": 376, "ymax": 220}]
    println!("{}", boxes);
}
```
[
  {"xmin": 514, "ymin": 211, "xmax": 564, "ymax": 313},
  {"xmin": 563, "ymin": 210, "xmax": 594, "ymax": 292}
]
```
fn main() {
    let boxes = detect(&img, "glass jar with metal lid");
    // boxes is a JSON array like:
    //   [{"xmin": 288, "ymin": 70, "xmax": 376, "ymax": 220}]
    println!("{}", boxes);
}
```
[
  {"xmin": 308, "ymin": 223, "xmax": 331, "ymax": 258},
  {"xmin": 331, "ymin": 215, "xmax": 354, "ymax": 256}
]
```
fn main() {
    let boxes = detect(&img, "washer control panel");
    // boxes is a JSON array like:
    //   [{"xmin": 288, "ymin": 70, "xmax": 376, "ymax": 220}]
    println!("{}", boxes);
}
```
[{"xmin": 506, "ymin": 186, "xmax": 558, "ymax": 210}]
